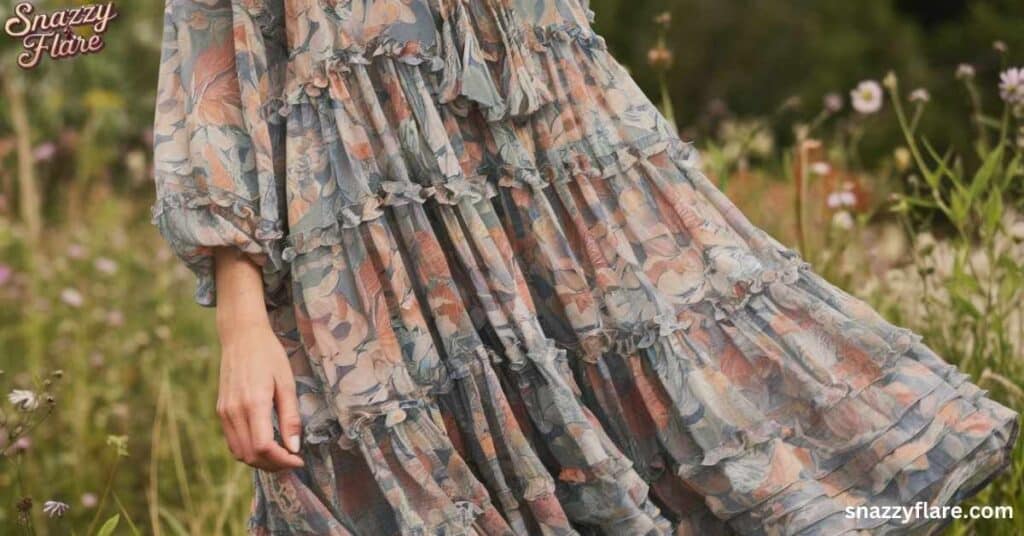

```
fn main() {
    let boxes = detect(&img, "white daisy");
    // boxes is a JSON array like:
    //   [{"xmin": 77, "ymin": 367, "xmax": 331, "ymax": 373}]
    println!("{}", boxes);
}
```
[
  {"xmin": 8, "ymin": 389, "xmax": 39, "ymax": 412},
  {"xmin": 851, "ymin": 80, "xmax": 883, "ymax": 114},
  {"xmin": 999, "ymin": 67, "xmax": 1024, "ymax": 105},
  {"xmin": 60, "ymin": 288, "xmax": 84, "ymax": 308},
  {"xmin": 42, "ymin": 501, "xmax": 70, "ymax": 518}
]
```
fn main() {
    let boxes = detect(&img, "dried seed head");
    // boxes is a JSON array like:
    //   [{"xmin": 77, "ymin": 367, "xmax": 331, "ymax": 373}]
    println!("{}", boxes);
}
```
[
  {"xmin": 908, "ymin": 88, "xmax": 930, "ymax": 103},
  {"xmin": 646, "ymin": 45, "xmax": 673, "ymax": 70},
  {"xmin": 955, "ymin": 63, "xmax": 975, "ymax": 80}
]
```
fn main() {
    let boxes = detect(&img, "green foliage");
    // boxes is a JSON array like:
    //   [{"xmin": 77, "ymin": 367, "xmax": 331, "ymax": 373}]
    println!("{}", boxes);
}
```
[
  {"xmin": 884, "ymin": 70, "xmax": 1024, "ymax": 535},
  {"xmin": 0, "ymin": 202, "xmax": 251, "ymax": 535},
  {"xmin": 592, "ymin": 0, "xmax": 1024, "ymax": 160}
]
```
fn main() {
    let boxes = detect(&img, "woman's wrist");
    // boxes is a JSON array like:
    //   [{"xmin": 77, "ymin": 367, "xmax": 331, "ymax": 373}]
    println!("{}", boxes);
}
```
[
  {"xmin": 212, "ymin": 247, "xmax": 272, "ymax": 346},
  {"xmin": 216, "ymin": 305, "xmax": 272, "ymax": 346}
]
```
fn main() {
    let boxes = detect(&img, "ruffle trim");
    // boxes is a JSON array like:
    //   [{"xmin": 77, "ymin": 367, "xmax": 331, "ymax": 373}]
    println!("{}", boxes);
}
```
[
  {"xmin": 281, "ymin": 176, "xmax": 497, "ymax": 260},
  {"xmin": 728, "ymin": 393, "xmax": 1018, "ymax": 534},
  {"xmin": 150, "ymin": 186, "xmax": 285, "ymax": 244},
  {"xmin": 149, "ymin": 183, "xmax": 289, "ymax": 307},
  {"xmin": 330, "ymin": 398, "xmax": 520, "ymax": 535},
  {"xmin": 280, "ymin": 131, "xmax": 684, "ymax": 263},
  {"xmin": 304, "ymin": 338, "xmax": 564, "ymax": 446},
  {"xmin": 267, "ymin": 21, "xmax": 608, "ymax": 123}
]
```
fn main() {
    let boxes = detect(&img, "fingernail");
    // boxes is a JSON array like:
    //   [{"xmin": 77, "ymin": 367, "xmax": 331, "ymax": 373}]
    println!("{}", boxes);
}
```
[{"xmin": 288, "ymin": 434, "xmax": 301, "ymax": 453}]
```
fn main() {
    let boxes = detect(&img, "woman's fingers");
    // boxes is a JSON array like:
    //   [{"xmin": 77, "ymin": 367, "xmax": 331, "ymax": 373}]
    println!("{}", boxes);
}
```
[
  {"xmin": 217, "ymin": 401, "xmax": 244, "ymax": 461},
  {"xmin": 247, "ymin": 401, "xmax": 305, "ymax": 471},
  {"xmin": 274, "ymin": 375, "xmax": 303, "ymax": 454},
  {"xmin": 214, "ymin": 311, "xmax": 305, "ymax": 472}
]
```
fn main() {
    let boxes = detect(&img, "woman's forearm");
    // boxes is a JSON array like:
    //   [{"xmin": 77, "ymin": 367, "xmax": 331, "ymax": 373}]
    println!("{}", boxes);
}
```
[
  {"xmin": 213, "ymin": 247, "xmax": 269, "ymax": 340},
  {"xmin": 211, "ymin": 247, "xmax": 305, "ymax": 470}
]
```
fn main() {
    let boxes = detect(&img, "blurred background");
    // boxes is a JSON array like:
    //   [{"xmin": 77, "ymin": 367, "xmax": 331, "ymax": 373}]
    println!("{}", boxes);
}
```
[{"xmin": 1, "ymin": 0, "xmax": 1022, "ymax": 534}]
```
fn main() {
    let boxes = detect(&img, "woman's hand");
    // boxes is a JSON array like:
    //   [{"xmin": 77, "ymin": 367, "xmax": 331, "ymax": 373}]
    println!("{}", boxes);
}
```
[{"xmin": 212, "ymin": 247, "xmax": 304, "ymax": 472}]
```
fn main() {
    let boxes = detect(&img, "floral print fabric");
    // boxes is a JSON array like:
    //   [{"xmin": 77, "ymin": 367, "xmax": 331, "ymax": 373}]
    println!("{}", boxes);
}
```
[{"xmin": 151, "ymin": 0, "xmax": 1020, "ymax": 534}]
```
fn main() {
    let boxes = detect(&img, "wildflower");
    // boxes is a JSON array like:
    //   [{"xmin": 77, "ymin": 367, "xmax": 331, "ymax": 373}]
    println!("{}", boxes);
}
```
[
  {"xmin": 66, "ymin": 243, "xmax": 86, "ymax": 259},
  {"xmin": 107, "ymin": 434, "xmax": 129, "ymax": 457},
  {"xmin": 89, "ymin": 352, "xmax": 106, "ymax": 369},
  {"xmin": 832, "ymin": 211, "xmax": 855, "ymax": 230},
  {"xmin": 0, "ymin": 264, "xmax": 12, "ymax": 286},
  {"xmin": 12, "ymin": 436, "xmax": 32, "ymax": 453},
  {"xmin": 888, "ymin": 193, "xmax": 909, "ymax": 213},
  {"xmin": 59, "ymin": 288, "xmax": 84, "ymax": 308},
  {"xmin": 647, "ymin": 45, "xmax": 673, "ymax": 70},
  {"xmin": 80, "ymin": 493, "xmax": 98, "ymax": 508},
  {"xmin": 998, "ymin": 67, "xmax": 1024, "ymax": 105},
  {"xmin": 826, "ymin": 190, "xmax": 857, "ymax": 209},
  {"xmin": 33, "ymin": 142, "xmax": 57, "ymax": 162},
  {"xmin": 908, "ymin": 88, "xmax": 930, "ymax": 103},
  {"xmin": 106, "ymin": 309, "xmax": 124, "ymax": 327},
  {"xmin": 653, "ymin": 11, "xmax": 671, "ymax": 28},
  {"xmin": 94, "ymin": 257, "xmax": 118, "ymax": 275},
  {"xmin": 823, "ymin": 92, "xmax": 843, "ymax": 113},
  {"xmin": 810, "ymin": 162, "xmax": 832, "ymax": 176},
  {"xmin": 42, "ymin": 500, "xmax": 70, "ymax": 518},
  {"xmin": 124, "ymin": 150, "xmax": 147, "ymax": 183},
  {"xmin": 894, "ymin": 147, "xmax": 912, "ymax": 171},
  {"xmin": 955, "ymin": 63, "xmax": 975, "ymax": 80},
  {"xmin": 993, "ymin": 40, "xmax": 1008, "ymax": 54},
  {"xmin": 851, "ymin": 80, "xmax": 883, "ymax": 114},
  {"xmin": 8, "ymin": 390, "xmax": 39, "ymax": 412}
]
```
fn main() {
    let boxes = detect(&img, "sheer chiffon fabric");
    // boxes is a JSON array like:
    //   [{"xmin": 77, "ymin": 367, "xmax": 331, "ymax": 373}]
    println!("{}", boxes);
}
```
[{"xmin": 151, "ymin": 0, "xmax": 1019, "ymax": 534}]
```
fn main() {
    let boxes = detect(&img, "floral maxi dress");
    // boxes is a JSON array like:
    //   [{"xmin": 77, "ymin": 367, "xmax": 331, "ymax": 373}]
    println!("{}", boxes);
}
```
[{"xmin": 150, "ymin": 1, "xmax": 1019, "ymax": 534}]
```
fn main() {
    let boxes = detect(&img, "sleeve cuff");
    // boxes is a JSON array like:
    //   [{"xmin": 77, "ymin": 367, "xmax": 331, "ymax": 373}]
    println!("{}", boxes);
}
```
[{"xmin": 151, "ymin": 192, "xmax": 288, "ymax": 308}]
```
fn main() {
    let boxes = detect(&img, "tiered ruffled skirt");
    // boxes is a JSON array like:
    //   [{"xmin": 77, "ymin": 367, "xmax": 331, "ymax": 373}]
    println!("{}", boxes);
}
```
[{"xmin": 151, "ymin": 1, "xmax": 1019, "ymax": 534}]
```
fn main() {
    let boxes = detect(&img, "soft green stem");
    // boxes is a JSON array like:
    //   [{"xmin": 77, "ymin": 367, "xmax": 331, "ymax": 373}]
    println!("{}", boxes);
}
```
[
  {"xmin": 84, "ymin": 456, "xmax": 121, "ymax": 536},
  {"xmin": 658, "ymin": 73, "xmax": 676, "ymax": 131}
]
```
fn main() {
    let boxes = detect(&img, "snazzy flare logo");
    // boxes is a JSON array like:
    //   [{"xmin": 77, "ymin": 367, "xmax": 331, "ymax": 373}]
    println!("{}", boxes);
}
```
[{"xmin": 3, "ymin": 2, "xmax": 119, "ymax": 69}]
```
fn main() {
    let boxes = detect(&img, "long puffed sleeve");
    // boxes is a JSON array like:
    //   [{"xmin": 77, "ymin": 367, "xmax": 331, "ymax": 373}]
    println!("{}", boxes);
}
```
[{"xmin": 150, "ymin": 0, "xmax": 287, "ymax": 308}]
